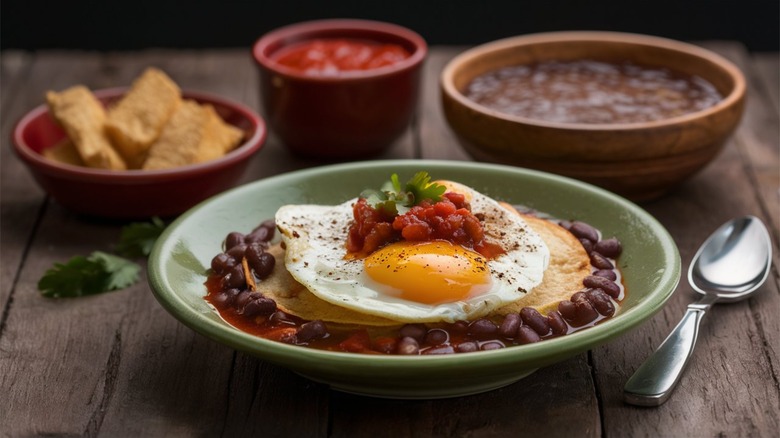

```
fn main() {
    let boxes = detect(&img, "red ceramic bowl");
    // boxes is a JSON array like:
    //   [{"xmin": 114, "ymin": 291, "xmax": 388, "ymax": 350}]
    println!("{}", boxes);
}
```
[
  {"xmin": 12, "ymin": 88, "xmax": 267, "ymax": 219},
  {"xmin": 252, "ymin": 19, "xmax": 427, "ymax": 159}
]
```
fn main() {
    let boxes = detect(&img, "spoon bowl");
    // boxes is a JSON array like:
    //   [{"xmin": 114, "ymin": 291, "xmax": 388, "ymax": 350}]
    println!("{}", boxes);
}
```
[
  {"xmin": 624, "ymin": 215, "xmax": 772, "ymax": 406},
  {"xmin": 689, "ymin": 216, "xmax": 772, "ymax": 300}
]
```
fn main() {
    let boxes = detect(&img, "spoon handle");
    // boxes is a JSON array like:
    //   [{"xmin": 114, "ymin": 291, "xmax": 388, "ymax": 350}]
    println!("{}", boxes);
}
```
[{"xmin": 623, "ymin": 296, "xmax": 716, "ymax": 406}]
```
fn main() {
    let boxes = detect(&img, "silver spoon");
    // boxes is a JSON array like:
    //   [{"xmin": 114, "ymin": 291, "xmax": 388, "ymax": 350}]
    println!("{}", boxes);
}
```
[{"xmin": 624, "ymin": 215, "xmax": 772, "ymax": 406}]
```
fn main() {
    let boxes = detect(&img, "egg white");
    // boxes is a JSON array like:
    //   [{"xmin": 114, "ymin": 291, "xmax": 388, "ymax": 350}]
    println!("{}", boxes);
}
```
[{"xmin": 275, "ymin": 183, "xmax": 550, "ymax": 323}]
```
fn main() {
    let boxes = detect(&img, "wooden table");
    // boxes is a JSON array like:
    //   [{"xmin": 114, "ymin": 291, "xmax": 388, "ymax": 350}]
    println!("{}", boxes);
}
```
[{"xmin": 1, "ymin": 43, "xmax": 778, "ymax": 437}]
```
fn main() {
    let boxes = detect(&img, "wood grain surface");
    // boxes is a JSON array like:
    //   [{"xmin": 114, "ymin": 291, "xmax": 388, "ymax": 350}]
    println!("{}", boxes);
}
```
[{"xmin": 1, "ymin": 44, "xmax": 778, "ymax": 437}]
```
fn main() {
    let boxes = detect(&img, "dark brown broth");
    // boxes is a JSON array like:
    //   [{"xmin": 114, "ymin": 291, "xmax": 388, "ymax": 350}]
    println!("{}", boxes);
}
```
[{"xmin": 464, "ymin": 59, "xmax": 723, "ymax": 124}]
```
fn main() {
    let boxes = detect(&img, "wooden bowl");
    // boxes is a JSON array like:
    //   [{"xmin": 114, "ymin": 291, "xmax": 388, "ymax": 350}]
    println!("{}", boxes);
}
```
[{"xmin": 440, "ymin": 31, "xmax": 746, "ymax": 201}]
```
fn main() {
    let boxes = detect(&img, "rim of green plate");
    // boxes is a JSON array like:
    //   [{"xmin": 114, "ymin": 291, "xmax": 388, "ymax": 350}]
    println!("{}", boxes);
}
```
[{"xmin": 148, "ymin": 159, "xmax": 681, "ymax": 371}]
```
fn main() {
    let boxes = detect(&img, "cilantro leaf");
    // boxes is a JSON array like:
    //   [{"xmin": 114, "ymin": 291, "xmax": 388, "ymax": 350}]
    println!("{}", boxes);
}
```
[
  {"xmin": 360, "ymin": 189, "xmax": 399, "ymax": 216},
  {"xmin": 38, "ymin": 251, "xmax": 141, "ymax": 298},
  {"xmin": 362, "ymin": 171, "xmax": 446, "ymax": 216},
  {"xmin": 115, "ymin": 217, "xmax": 166, "ymax": 257},
  {"xmin": 96, "ymin": 252, "xmax": 142, "ymax": 290},
  {"xmin": 406, "ymin": 172, "xmax": 446, "ymax": 206}
]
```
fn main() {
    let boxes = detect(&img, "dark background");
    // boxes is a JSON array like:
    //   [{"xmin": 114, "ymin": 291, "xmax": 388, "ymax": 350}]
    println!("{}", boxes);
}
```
[{"xmin": 2, "ymin": 0, "xmax": 778, "ymax": 52}]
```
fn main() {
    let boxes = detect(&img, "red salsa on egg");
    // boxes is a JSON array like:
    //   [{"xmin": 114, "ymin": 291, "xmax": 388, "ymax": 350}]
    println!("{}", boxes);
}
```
[
  {"xmin": 272, "ymin": 38, "xmax": 411, "ymax": 75},
  {"xmin": 347, "ymin": 193, "xmax": 504, "ymax": 259}
]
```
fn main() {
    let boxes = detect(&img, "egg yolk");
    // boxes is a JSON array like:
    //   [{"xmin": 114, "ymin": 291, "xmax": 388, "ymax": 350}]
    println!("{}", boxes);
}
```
[{"xmin": 363, "ymin": 241, "xmax": 492, "ymax": 304}]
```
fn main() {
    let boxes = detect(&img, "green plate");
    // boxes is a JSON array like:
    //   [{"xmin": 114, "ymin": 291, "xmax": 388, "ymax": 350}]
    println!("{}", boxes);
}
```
[{"xmin": 148, "ymin": 160, "xmax": 680, "ymax": 399}]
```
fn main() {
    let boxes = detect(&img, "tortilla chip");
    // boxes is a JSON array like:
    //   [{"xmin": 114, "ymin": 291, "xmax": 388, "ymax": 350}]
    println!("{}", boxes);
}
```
[
  {"xmin": 43, "ymin": 138, "xmax": 85, "ymax": 166},
  {"xmin": 45, "ymin": 86, "xmax": 127, "ymax": 170}
]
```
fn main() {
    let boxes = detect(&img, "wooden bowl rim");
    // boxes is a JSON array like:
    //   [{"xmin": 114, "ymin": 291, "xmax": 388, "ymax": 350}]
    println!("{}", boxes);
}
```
[{"xmin": 440, "ymin": 31, "xmax": 746, "ymax": 131}]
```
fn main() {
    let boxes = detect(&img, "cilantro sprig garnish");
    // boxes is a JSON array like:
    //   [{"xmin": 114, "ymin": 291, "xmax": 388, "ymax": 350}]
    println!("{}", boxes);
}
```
[
  {"xmin": 38, "ymin": 217, "xmax": 166, "ymax": 298},
  {"xmin": 360, "ymin": 171, "xmax": 446, "ymax": 216},
  {"xmin": 115, "ymin": 216, "xmax": 166, "ymax": 257},
  {"xmin": 38, "ymin": 251, "xmax": 141, "ymax": 298}
]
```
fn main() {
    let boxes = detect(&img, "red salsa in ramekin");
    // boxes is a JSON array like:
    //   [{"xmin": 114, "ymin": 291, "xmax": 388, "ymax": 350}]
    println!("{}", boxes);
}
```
[{"xmin": 271, "ymin": 38, "xmax": 411, "ymax": 75}]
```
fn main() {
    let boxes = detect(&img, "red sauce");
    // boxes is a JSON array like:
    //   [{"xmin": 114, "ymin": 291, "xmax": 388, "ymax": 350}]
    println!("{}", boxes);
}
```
[
  {"xmin": 205, "ymin": 270, "xmax": 624, "ymax": 355},
  {"xmin": 346, "ymin": 193, "xmax": 503, "ymax": 259},
  {"xmin": 272, "ymin": 38, "xmax": 411, "ymax": 75}
]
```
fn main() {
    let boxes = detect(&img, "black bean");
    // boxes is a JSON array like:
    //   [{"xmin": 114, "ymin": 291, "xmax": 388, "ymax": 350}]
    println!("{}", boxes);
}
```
[
  {"xmin": 480, "ymin": 341, "xmax": 505, "ymax": 351},
  {"xmin": 211, "ymin": 253, "xmax": 236, "ymax": 275},
  {"xmin": 568, "ymin": 292, "xmax": 599, "ymax": 326},
  {"xmin": 573, "ymin": 301, "xmax": 599, "ymax": 326},
  {"xmin": 245, "ymin": 225, "xmax": 273, "ymax": 244},
  {"xmin": 397, "ymin": 337, "xmax": 420, "ymax": 355},
  {"xmin": 243, "ymin": 233, "xmax": 269, "ymax": 246},
  {"xmin": 235, "ymin": 291, "xmax": 252, "ymax": 309},
  {"xmin": 468, "ymin": 318, "xmax": 498, "ymax": 337},
  {"xmin": 258, "ymin": 253, "xmax": 276, "ymax": 279},
  {"xmin": 423, "ymin": 345, "xmax": 455, "ymax": 355},
  {"xmin": 246, "ymin": 245, "xmax": 275, "ymax": 279},
  {"xmin": 520, "ymin": 307, "xmax": 551, "ymax": 336},
  {"xmin": 225, "ymin": 287, "xmax": 241, "ymax": 303},
  {"xmin": 587, "ymin": 289, "xmax": 616, "ymax": 317},
  {"xmin": 569, "ymin": 221, "xmax": 599, "ymax": 243},
  {"xmin": 297, "ymin": 320, "xmax": 328, "ymax": 342},
  {"xmin": 256, "ymin": 219, "xmax": 276, "ymax": 234},
  {"xmin": 399, "ymin": 324, "xmax": 427, "ymax": 341},
  {"xmin": 570, "ymin": 290, "xmax": 589, "ymax": 303},
  {"xmin": 270, "ymin": 310, "xmax": 296, "ymax": 324},
  {"xmin": 244, "ymin": 233, "xmax": 268, "ymax": 248},
  {"xmin": 583, "ymin": 275, "xmax": 621, "ymax": 299},
  {"xmin": 211, "ymin": 288, "xmax": 240, "ymax": 307},
  {"xmin": 593, "ymin": 269, "xmax": 618, "ymax": 281},
  {"xmin": 226, "ymin": 244, "xmax": 248, "ymax": 262},
  {"xmin": 242, "ymin": 296, "xmax": 273, "ymax": 316},
  {"xmin": 223, "ymin": 264, "xmax": 246, "ymax": 289},
  {"xmin": 594, "ymin": 237, "xmax": 622, "ymax": 258},
  {"xmin": 516, "ymin": 326, "xmax": 541, "ymax": 344},
  {"xmin": 424, "ymin": 329, "xmax": 449, "ymax": 346},
  {"xmin": 225, "ymin": 232, "xmax": 245, "ymax": 250},
  {"xmin": 498, "ymin": 313, "xmax": 521, "ymax": 339},
  {"xmin": 589, "ymin": 251, "xmax": 614, "ymax": 270},
  {"xmin": 456, "ymin": 341, "xmax": 479, "ymax": 353},
  {"xmin": 243, "ymin": 296, "xmax": 276, "ymax": 317},
  {"xmin": 579, "ymin": 238, "xmax": 594, "ymax": 254},
  {"xmin": 244, "ymin": 242, "xmax": 263, "ymax": 259},
  {"xmin": 547, "ymin": 311, "xmax": 568, "ymax": 335},
  {"xmin": 211, "ymin": 292, "xmax": 230, "ymax": 307},
  {"xmin": 450, "ymin": 321, "xmax": 470, "ymax": 333},
  {"xmin": 558, "ymin": 300, "xmax": 577, "ymax": 321}
]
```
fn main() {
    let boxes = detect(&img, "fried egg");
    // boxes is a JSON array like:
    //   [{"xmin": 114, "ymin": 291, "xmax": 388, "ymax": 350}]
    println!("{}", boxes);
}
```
[{"xmin": 275, "ymin": 181, "xmax": 550, "ymax": 323}]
